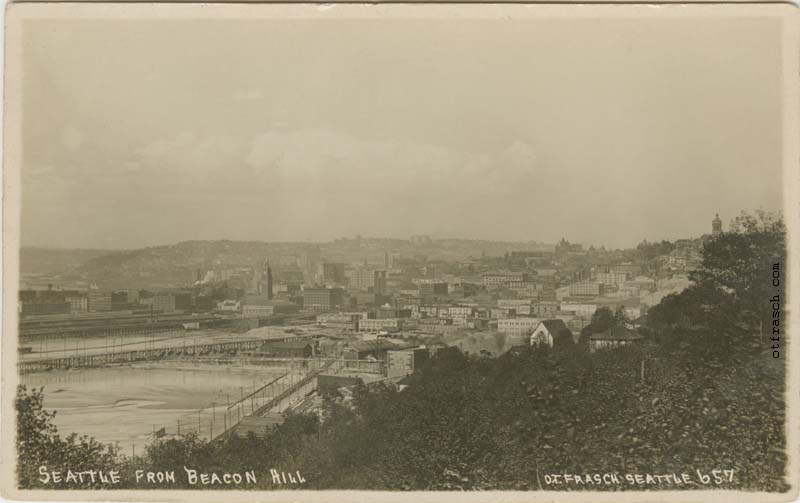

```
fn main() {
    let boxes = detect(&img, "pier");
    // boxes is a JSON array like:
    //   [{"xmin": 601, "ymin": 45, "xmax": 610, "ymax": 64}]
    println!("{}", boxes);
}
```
[
  {"xmin": 146, "ymin": 357, "xmax": 383, "ymax": 442},
  {"xmin": 17, "ymin": 339, "xmax": 265, "ymax": 373}
]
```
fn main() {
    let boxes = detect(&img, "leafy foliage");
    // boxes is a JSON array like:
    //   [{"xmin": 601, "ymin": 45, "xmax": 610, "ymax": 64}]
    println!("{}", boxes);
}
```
[
  {"xmin": 636, "ymin": 240, "xmax": 676, "ymax": 261},
  {"xmin": 579, "ymin": 306, "xmax": 628, "ymax": 345},
  {"xmin": 122, "ymin": 346, "xmax": 786, "ymax": 492},
  {"xmin": 650, "ymin": 210, "xmax": 785, "ymax": 358},
  {"xmin": 17, "ymin": 347, "xmax": 787, "ymax": 492},
  {"xmin": 16, "ymin": 385, "xmax": 121, "ymax": 489}
]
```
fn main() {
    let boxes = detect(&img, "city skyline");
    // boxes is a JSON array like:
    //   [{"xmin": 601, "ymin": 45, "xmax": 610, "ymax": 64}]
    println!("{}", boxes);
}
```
[
  {"xmin": 20, "ymin": 13, "xmax": 783, "ymax": 250},
  {"xmin": 6, "ymin": 4, "xmax": 795, "ymax": 497},
  {"xmin": 18, "ymin": 210, "xmax": 731, "ymax": 253}
]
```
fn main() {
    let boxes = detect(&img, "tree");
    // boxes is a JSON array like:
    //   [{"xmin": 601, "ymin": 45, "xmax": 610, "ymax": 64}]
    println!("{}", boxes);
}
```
[
  {"xmin": 636, "ymin": 239, "xmax": 676, "ymax": 261},
  {"xmin": 646, "ymin": 283, "xmax": 741, "ymax": 357},
  {"xmin": 690, "ymin": 210, "xmax": 785, "ymax": 345},
  {"xmin": 493, "ymin": 331, "xmax": 508, "ymax": 352},
  {"xmin": 645, "ymin": 209, "xmax": 785, "ymax": 357},
  {"xmin": 590, "ymin": 307, "xmax": 615, "ymax": 330},
  {"xmin": 141, "ymin": 433, "xmax": 207, "ymax": 485},
  {"xmin": 16, "ymin": 386, "xmax": 57, "ymax": 487},
  {"xmin": 16, "ymin": 385, "xmax": 121, "ymax": 489},
  {"xmin": 613, "ymin": 305, "xmax": 628, "ymax": 326},
  {"xmin": 579, "ymin": 307, "xmax": 617, "ymax": 344},
  {"xmin": 105, "ymin": 339, "xmax": 786, "ymax": 492}
]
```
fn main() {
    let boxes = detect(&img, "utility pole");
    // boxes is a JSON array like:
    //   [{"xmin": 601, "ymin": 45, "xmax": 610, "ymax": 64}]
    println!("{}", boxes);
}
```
[
  {"xmin": 640, "ymin": 359, "xmax": 645, "ymax": 385},
  {"xmin": 317, "ymin": 406, "xmax": 322, "ymax": 442},
  {"xmin": 211, "ymin": 402, "xmax": 216, "ymax": 439}
]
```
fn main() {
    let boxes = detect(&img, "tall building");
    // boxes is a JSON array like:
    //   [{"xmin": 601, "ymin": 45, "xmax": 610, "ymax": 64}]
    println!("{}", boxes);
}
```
[
  {"xmin": 417, "ymin": 280, "xmax": 448, "ymax": 297},
  {"xmin": 110, "ymin": 291, "xmax": 130, "ymax": 310},
  {"xmin": 65, "ymin": 293, "xmax": 88, "ymax": 314},
  {"xmin": 593, "ymin": 272, "xmax": 628, "ymax": 286},
  {"xmin": 151, "ymin": 293, "xmax": 176, "ymax": 313},
  {"xmin": 712, "ymin": 213, "xmax": 722, "ymax": 237},
  {"xmin": 374, "ymin": 270, "xmax": 387, "ymax": 297},
  {"xmin": 19, "ymin": 289, "xmax": 72, "ymax": 316},
  {"xmin": 303, "ymin": 246, "xmax": 322, "ymax": 285},
  {"xmin": 351, "ymin": 268, "xmax": 376, "ymax": 291},
  {"xmin": 323, "ymin": 262, "xmax": 346, "ymax": 284},
  {"xmin": 569, "ymin": 282, "xmax": 604, "ymax": 297},
  {"xmin": 497, "ymin": 317, "xmax": 541, "ymax": 337},
  {"xmin": 251, "ymin": 263, "xmax": 261, "ymax": 294},
  {"xmin": 88, "ymin": 291, "xmax": 112, "ymax": 312},
  {"xmin": 302, "ymin": 288, "xmax": 345, "ymax": 312},
  {"xmin": 482, "ymin": 271, "xmax": 529, "ymax": 288},
  {"xmin": 266, "ymin": 261, "xmax": 274, "ymax": 300}
]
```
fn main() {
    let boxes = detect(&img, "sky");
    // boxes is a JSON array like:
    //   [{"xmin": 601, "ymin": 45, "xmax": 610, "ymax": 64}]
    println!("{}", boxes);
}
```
[{"xmin": 20, "ymin": 8, "xmax": 785, "ymax": 250}]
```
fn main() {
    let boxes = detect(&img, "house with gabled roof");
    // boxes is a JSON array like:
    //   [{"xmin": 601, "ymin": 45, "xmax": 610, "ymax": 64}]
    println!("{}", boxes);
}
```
[
  {"xmin": 588, "ymin": 326, "xmax": 643, "ymax": 352},
  {"xmin": 530, "ymin": 319, "xmax": 575, "ymax": 348}
]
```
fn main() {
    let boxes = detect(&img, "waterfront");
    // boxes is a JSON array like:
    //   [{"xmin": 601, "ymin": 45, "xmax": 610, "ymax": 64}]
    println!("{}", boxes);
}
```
[
  {"xmin": 21, "ymin": 362, "xmax": 286, "ymax": 452},
  {"xmin": 17, "ymin": 327, "xmax": 287, "ymax": 362}
]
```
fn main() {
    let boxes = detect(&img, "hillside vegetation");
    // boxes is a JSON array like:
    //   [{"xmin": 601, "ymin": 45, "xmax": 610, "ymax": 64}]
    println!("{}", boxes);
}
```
[{"xmin": 15, "ymin": 211, "xmax": 789, "ymax": 491}]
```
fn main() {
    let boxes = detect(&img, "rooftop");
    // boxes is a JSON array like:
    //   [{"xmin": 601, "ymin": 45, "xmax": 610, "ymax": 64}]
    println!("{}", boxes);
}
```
[
  {"xmin": 346, "ymin": 340, "xmax": 403, "ymax": 352},
  {"xmin": 539, "ymin": 319, "xmax": 572, "ymax": 336}
]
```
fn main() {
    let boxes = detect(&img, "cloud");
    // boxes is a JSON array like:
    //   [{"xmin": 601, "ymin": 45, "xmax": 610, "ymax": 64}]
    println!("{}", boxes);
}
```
[
  {"xmin": 131, "ymin": 133, "xmax": 249, "ymax": 190},
  {"xmin": 24, "ymin": 128, "xmax": 543, "ymax": 245},
  {"xmin": 243, "ymin": 128, "xmax": 538, "ymax": 200}
]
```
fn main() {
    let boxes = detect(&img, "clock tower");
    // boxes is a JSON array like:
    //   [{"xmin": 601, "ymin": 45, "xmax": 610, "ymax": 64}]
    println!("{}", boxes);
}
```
[{"xmin": 712, "ymin": 213, "xmax": 722, "ymax": 237}]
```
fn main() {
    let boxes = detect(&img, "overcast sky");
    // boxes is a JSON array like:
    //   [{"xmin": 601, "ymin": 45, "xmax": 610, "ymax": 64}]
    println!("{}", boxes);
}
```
[{"xmin": 21, "ymin": 10, "xmax": 784, "ymax": 250}]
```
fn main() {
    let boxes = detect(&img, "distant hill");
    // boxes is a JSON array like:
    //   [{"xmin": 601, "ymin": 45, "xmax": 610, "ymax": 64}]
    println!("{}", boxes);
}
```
[
  {"xmin": 19, "ymin": 247, "xmax": 126, "ymax": 277},
  {"xmin": 68, "ymin": 241, "xmax": 314, "ymax": 290},
  {"xmin": 20, "ymin": 238, "xmax": 553, "ymax": 290}
]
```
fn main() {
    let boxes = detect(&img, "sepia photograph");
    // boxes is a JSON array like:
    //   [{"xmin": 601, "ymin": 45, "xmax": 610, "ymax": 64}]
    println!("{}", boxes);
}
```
[{"xmin": 2, "ymin": 3, "xmax": 799, "ymax": 501}]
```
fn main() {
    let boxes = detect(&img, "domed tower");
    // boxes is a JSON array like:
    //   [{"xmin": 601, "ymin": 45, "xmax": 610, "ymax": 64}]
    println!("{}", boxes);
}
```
[{"xmin": 712, "ymin": 213, "xmax": 722, "ymax": 237}]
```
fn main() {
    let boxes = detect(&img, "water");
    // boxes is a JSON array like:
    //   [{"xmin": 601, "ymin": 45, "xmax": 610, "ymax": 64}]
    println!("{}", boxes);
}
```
[{"xmin": 21, "ymin": 363, "xmax": 285, "ymax": 453}]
